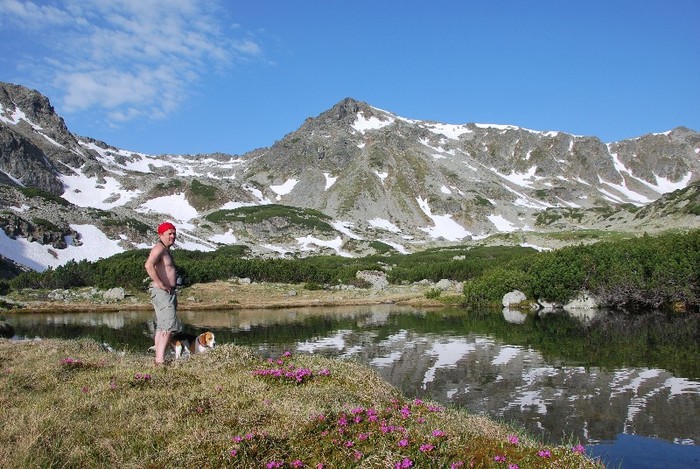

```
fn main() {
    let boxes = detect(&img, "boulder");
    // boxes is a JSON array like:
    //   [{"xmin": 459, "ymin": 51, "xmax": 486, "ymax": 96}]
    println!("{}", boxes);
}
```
[
  {"xmin": 502, "ymin": 290, "xmax": 527, "ymax": 307},
  {"xmin": 103, "ymin": 287, "xmax": 125, "ymax": 301},
  {"xmin": 435, "ymin": 279, "xmax": 454, "ymax": 291},
  {"xmin": 356, "ymin": 270, "xmax": 389, "ymax": 290},
  {"xmin": 564, "ymin": 291, "xmax": 600, "ymax": 310}
]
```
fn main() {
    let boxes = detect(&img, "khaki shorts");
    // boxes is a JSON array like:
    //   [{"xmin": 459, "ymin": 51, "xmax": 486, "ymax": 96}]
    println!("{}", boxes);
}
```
[{"xmin": 150, "ymin": 287, "xmax": 182, "ymax": 332}]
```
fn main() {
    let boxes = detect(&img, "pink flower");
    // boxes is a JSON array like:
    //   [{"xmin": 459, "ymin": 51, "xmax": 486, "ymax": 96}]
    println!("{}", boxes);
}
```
[
  {"xmin": 266, "ymin": 461, "xmax": 283, "ymax": 468},
  {"xmin": 394, "ymin": 458, "xmax": 413, "ymax": 468},
  {"xmin": 432, "ymin": 429, "xmax": 446, "ymax": 437},
  {"xmin": 508, "ymin": 434, "xmax": 519, "ymax": 445},
  {"xmin": 494, "ymin": 455, "xmax": 506, "ymax": 462},
  {"xmin": 538, "ymin": 449, "xmax": 551, "ymax": 458},
  {"xmin": 344, "ymin": 440, "xmax": 354, "ymax": 447},
  {"xmin": 81, "ymin": 386, "xmax": 89, "ymax": 393},
  {"xmin": 230, "ymin": 450, "xmax": 237, "ymax": 457},
  {"xmin": 572, "ymin": 444, "xmax": 586, "ymax": 454},
  {"xmin": 450, "ymin": 462, "xmax": 464, "ymax": 469},
  {"xmin": 419, "ymin": 443, "xmax": 435, "ymax": 453},
  {"xmin": 358, "ymin": 433, "xmax": 369, "ymax": 441},
  {"xmin": 353, "ymin": 451, "xmax": 363, "ymax": 461},
  {"xmin": 508, "ymin": 464, "xmax": 519, "ymax": 469},
  {"xmin": 291, "ymin": 460, "xmax": 304, "ymax": 468},
  {"xmin": 398, "ymin": 439, "xmax": 409, "ymax": 447},
  {"xmin": 283, "ymin": 351, "xmax": 292, "ymax": 357}
]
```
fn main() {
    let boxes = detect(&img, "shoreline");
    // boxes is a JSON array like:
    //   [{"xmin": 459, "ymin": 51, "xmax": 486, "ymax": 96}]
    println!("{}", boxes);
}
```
[{"xmin": 2, "ymin": 280, "xmax": 454, "ymax": 313}]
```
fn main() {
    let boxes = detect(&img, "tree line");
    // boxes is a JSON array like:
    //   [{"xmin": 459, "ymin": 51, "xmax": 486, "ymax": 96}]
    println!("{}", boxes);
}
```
[{"xmin": 4, "ymin": 230, "xmax": 699, "ymax": 312}]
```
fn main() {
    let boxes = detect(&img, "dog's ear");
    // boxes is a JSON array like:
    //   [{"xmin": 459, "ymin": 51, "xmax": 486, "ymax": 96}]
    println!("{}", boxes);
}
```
[
  {"xmin": 198, "ymin": 332, "xmax": 209, "ymax": 346},
  {"xmin": 201, "ymin": 331, "xmax": 214, "ymax": 346}
]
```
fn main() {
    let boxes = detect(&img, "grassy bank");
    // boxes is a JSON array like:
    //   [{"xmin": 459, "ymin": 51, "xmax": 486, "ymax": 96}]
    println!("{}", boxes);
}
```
[{"xmin": 0, "ymin": 338, "xmax": 602, "ymax": 468}]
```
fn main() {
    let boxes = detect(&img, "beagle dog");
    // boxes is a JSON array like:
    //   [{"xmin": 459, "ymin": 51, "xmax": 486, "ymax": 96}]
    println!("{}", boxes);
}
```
[{"xmin": 149, "ymin": 331, "xmax": 216, "ymax": 359}]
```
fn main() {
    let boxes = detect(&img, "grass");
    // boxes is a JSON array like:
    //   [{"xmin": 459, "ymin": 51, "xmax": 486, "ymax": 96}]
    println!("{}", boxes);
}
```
[{"xmin": 0, "ymin": 338, "xmax": 603, "ymax": 468}]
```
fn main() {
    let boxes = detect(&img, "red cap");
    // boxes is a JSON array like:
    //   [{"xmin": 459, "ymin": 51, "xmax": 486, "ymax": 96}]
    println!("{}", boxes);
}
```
[{"xmin": 157, "ymin": 222, "xmax": 176, "ymax": 235}]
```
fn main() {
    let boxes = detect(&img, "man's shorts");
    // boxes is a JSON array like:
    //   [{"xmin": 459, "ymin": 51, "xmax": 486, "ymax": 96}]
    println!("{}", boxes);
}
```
[{"xmin": 150, "ymin": 287, "xmax": 182, "ymax": 332}]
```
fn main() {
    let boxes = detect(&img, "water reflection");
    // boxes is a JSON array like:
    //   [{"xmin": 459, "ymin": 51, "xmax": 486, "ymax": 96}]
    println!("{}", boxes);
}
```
[{"xmin": 4, "ymin": 305, "xmax": 699, "ymax": 456}]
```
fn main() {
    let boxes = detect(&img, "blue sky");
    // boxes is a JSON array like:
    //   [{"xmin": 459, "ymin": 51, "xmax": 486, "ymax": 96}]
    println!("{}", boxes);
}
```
[{"xmin": 1, "ymin": 0, "xmax": 698, "ymax": 156}]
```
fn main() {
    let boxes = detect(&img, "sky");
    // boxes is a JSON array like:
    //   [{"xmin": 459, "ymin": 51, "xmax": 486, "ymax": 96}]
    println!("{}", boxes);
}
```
[{"xmin": 0, "ymin": 0, "xmax": 698, "ymax": 156}]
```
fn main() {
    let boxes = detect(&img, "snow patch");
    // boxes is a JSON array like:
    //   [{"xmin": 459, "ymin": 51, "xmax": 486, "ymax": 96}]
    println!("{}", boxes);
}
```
[
  {"xmin": 323, "ymin": 173, "xmax": 337, "ymax": 190},
  {"xmin": 135, "ymin": 193, "xmax": 199, "ymax": 224},
  {"xmin": 270, "ymin": 178, "xmax": 298, "ymax": 200},
  {"xmin": 369, "ymin": 218, "xmax": 401, "ymax": 233},
  {"xmin": 352, "ymin": 112, "xmax": 394, "ymax": 134},
  {"xmin": 417, "ymin": 196, "xmax": 471, "ymax": 241},
  {"xmin": 0, "ymin": 224, "xmax": 125, "ymax": 272}
]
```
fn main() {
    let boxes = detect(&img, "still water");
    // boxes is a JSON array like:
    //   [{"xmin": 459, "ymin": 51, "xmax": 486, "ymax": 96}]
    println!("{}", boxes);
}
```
[{"xmin": 4, "ymin": 305, "xmax": 699, "ymax": 468}]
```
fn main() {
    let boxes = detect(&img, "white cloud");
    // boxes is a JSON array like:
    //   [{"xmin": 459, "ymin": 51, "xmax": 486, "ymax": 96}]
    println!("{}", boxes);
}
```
[{"xmin": 0, "ymin": 0, "xmax": 262, "ymax": 126}]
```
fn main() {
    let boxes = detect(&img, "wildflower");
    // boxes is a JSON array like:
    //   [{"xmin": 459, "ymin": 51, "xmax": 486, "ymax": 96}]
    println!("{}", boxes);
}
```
[
  {"xmin": 232, "ymin": 436, "xmax": 243, "ymax": 443},
  {"xmin": 318, "ymin": 368, "xmax": 331, "ymax": 376},
  {"xmin": 572, "ymin": 444, "xmax": 586, "ymax": 454},
  {"xmin": 81, "ymin": 386, "xmax": 89, "ymax": 393},
  {"xmin": 450, "ymin": 462, "xmax": 464, "ymax": 469},
  {"xmin": 400, "ymin": 406, "xmax": 411, "ymax": 418},
  {"xmin": 266, "ymin": 461, "xmax": 283, "ymax": 468},
  {"xmin": 508, "ymin": 435, "xmax": 519, "ymax": 445},
  {"xmin": 230, "ymin": 450, "xmax": 237, "ymax": 457},
  {"xmin": 353, "ymin": 451, "xmax": 363, "ymax": 461},
  {"xmin": 291, "ymin": 460, "xmax": 304, "ymax": 468},
  {"xmin": 245, "ymin": 433, "xmax": 254, "ymax": 440},
  {"xmin": 344, "ymin": 440, "xmax": 354, "ymax": 448},
  {"xmin": 283, "ymin": 351, "xmax": 292, "ymax": 357},
  {"xmin": 419, "ymin": 443, "xmax": 435, "ymax": 453},
  {"xmin": 494, "ymin": 455, "xmax": 506, "ymax": 462},
  {"xmin": 358, "ymin": 433, "xmax": 370, "ymax": 441},
  {"xmin": 395, "ymin": 458, "xmax": 414, "ymax": 468},
  {"xmin": 398, "ymin": 439, "xmax": 409, "ymax": 447},
  {"xmin": 413, "ymin": 398, "xmax": 424, "ymax": 405},
  {"xmin": 316, "ymin": 464, "xmax": 324, "ymax": 469},
  {"xmin": 508, "ymin": 464, "xmax": 519, "ymax": 469},
  {"xmin": 538, "ymin": 449, "xmax": 551, "ymax": 458},
  {"xmin": 432, "ymin": 429, "xmax": 446, "ymax": 437}
]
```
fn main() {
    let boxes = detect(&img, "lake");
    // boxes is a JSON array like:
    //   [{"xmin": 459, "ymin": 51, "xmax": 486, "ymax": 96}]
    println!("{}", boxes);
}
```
[{"xmin": 3, "ymin": 304, "xmax": 699, "ymax": 468}]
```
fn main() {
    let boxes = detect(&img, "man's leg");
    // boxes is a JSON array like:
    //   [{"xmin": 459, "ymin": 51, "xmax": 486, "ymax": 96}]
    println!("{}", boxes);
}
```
[{"xmin": 154, "ymin": 329, "xmax": 172, "ymax": 364}]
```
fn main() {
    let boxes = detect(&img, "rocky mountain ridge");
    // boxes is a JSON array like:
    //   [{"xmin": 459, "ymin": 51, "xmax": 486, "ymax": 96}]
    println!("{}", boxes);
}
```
[{"xmin": 1, "ymin": 81, "xmax": 699, "ymax": 271}]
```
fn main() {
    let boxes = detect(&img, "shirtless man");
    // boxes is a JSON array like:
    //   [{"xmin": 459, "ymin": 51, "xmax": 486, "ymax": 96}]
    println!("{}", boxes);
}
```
[{"xmin": 144, "ymin": 222, "xmax": 182, "ymax": 365}]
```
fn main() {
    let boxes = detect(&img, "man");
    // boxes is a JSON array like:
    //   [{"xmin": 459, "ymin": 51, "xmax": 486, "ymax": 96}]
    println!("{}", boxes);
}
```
[{"xmin": 145, "ymin": 221, "xmax": 182, "ymax": 365}]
